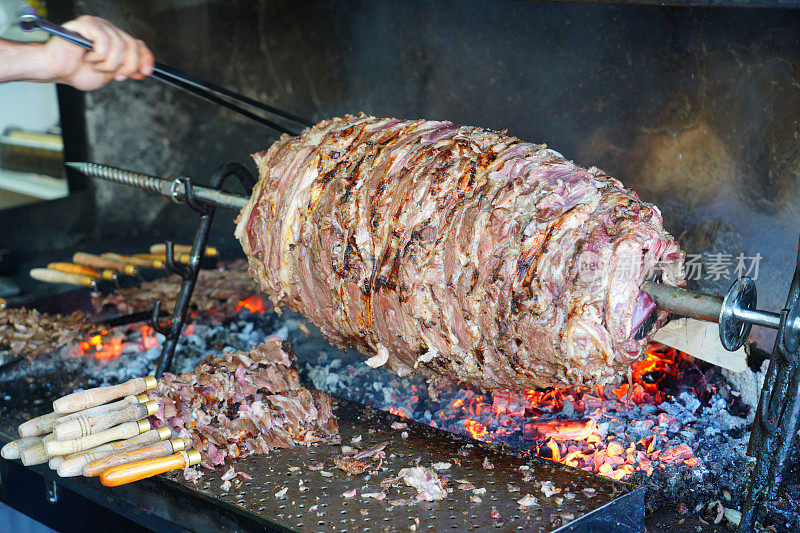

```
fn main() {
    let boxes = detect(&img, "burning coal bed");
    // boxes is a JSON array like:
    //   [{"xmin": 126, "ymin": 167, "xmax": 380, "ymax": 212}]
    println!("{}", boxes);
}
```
[{"xmin": 0, "ymin": 295, "xmax": 785, "ymax": 529}]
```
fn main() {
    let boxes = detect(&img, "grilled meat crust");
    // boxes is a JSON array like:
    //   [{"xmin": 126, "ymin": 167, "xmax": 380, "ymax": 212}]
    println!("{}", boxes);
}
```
[{"xmin": 236, "ymin": 114, "xmax": 684, "ymax": 390}]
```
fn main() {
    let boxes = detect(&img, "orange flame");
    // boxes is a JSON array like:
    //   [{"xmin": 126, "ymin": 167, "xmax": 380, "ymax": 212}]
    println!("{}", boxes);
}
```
[{"xmin": 235, "ymin": 295, "xmax": 266, "ymax": 314}]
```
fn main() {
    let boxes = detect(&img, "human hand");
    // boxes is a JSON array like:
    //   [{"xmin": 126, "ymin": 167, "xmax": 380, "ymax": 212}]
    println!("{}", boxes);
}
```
[{"xmin": 42, "ymin": 15, "xmax": 154, "ymax": 90}]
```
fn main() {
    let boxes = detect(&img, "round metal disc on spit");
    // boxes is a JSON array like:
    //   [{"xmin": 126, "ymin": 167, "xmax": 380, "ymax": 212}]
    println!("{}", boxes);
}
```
[{"xmin": 719, "ymin": 277, "xmax": 757, "ymax": 351}]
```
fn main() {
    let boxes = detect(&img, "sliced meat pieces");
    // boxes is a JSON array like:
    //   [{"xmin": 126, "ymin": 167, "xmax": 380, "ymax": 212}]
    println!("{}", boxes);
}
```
[{"xmin": 148, "ymin": 338, "xmax": 338, "ymax": 473}]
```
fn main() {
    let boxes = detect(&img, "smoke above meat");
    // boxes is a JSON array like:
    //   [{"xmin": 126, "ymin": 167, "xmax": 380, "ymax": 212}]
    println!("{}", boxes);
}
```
[{"xmin": 236, "ymin": 114, "xmax": 684, "ymax": 391}]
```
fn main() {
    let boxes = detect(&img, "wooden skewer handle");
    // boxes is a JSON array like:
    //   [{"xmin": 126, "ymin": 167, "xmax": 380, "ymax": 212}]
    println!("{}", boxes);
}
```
[
  {"xmin": 47, "ymin": 262, "xmax": 116, "ymax": 280},
  {"xmin": 150, "ymin": 243, "xmax": 218, "ymax": 257},
  {"xmin": 1, "ymin": 437, "xmax": 42, "ymax": 460},
  {"xmin": 136, "ymin": 252, "xmax": 191, "ymax": 264},
  {"xmin": 54, "ymin": 395, "xmax": 141, "ymax": 426},
  {"xmin": 46, "ymin": 420, "xmax": 150, "ymax": 456},
  {"xmin": 73, "ymin": 252, "xmax": 138, "ymax": 276},
  {"xmin": 20, "ymin": 443, "xmax": 50, "ymax": 466},
  {"xmin": 30, "ymin": 268, "xmax": 94, "ymax": 287},
  {"xmin": 57, "ymin": 426, "xmax": 171, "ymax": 477},
  {"xmin": 100, "ymin": 450, "xmax": 201, "ymax": 487},
  {"xmin": 84, "ymin": 438, "xmax": 183, "ymax": 477},
  {"xmin": 47, "ymin": 262, "xmax": 100, "ymax": 278},
  {"xmin": 54, "ymin": 401, "xmax": 157, "ymax": 440},
  {"xmin": 48, "ymin": 456, "xmax": 65, "ymax": 470},
  {"xmin": 101, "ymin": 253, "xmax": 161, "ymax": 269},
  {"xmin": 19, "ymin": 412, "xmax": 58, "ymax": 437},
  {"xmin": 54, "ymin": 376, "xmax": 157, "ymax": 414}
]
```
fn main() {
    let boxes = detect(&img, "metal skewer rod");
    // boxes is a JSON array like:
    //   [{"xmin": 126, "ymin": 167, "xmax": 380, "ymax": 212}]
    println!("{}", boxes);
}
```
[
  {"xmin": 641, "ymin": 281, "xmax": 781, "ymax": 329},
  {"xmin": 18, "ymin": 8, "xmax": 311, "ymax": 135},
  {"xmin": 65, "ymin": 162, "xmax": 248, "ymax": 212}
]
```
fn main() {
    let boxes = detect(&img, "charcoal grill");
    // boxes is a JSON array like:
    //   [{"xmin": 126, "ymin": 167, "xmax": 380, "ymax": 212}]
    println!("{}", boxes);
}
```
[
  {"xmin": 0, "ymin": 396, "xmax": 643, "ymax": 532},
  {"xmin": 3, "ymin": 6, "xmax": 797, "ymax": 531}
]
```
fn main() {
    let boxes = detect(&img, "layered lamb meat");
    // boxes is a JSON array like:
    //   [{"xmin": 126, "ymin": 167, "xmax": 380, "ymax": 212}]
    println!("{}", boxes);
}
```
[
  {"xmin": 236, "ymin": 114, "xmax": 684, "ymax": 390},
  {"xmin": 147, "ymin": 338, "xmax": 338, "ymax": 472}
]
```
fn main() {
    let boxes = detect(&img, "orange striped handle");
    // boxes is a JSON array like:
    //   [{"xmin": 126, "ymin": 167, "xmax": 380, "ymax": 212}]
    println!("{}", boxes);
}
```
[
  {"xmin": 84, "ymin": 438, "xmax": 183, "ymax": 476},
  {"xmin": 149, "ymin": 243, "xmax": 218, "ymax": 257},
  {"xmin": 102, "ymin": 253, "xmax": 164, "ymax": 269},
  {"xmin": 73, "ymin": 253, "xmax": 138, "ymax": 276},
  {"xmin": 47, "ymin": 262, "xmax": 101, "ymax": 278},
  {"xmin": 100, "ymin": 450, "xmax": 201, "ymax": 486}
]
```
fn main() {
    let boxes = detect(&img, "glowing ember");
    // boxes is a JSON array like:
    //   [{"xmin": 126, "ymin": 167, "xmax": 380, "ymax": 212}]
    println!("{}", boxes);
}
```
[
  {"xmin": 78, "ymin": 330, "xmax": 123, "ymax": 361},
  {"xmin": 235, "ymin": 295, "xmax": 267, "ymax": 314},
  {"xmin": 138, "ymin": 325, "xmax": 159, "ymax": 350},
  {"xmin": 524, "ymin": 419, "xmax": 597, "ymax": 441},
  {"xmin": 388, "ymin": 406, "xmax": 409, "ymax": 418},
  {"xmin": 463, "ymin": 419, "xmax": 487, "ymax": 439},
  {"xmin": 375, "ymin": 342, "xmax": 719, "ymax": 482}
]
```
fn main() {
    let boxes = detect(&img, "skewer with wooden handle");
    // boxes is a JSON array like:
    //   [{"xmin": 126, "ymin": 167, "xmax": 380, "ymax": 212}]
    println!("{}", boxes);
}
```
[
  {"xmin": 101, "ymin": 253, "xmax": 164, "ymax": 269},
  {"xmin": 134, "ymin": 252, "xmax": 192, "ymax": 265},
  {"xmin": 84, "ymin": 438, "xmax": 185, "ymax": 477},
  {"xmin": 73, "ymin": 252, "xmax": 138, "ymax": 276},
  {"xmin": 47, "ymin": 262, "xmax": 117, "ymax": 281},
  {"xmin": 1, "ymin": 437, "xmax": 42, "ymax": 460},
  {"xmin": 53, "ymin": 376, "xmax": 157, "ymax": 414},
  {"xmin": 30, "ymin": 268, "xmax": 95, "ymax": 288},
  {"xmin": 19, "ymin": 412, "xmax": 59, "ymax": 437},
  {"xmin": 51, "ymin": 394, "xmax": 145, "ymax": 428},
  {"xmin": 45, "ymin": 419, "xmax": 151, "ymax": 456},
  {"xmin": 53, "ymin": 400, "xmax": 158, "ymax": 440},
  {"xmin": 32, "ymin": 395, "xmax": 142, "ymax": 435},
  {"xmin": 57, "ymin": 426, "xmax": 171, "ymax": 477},
  {"xmin": 100, "ymin": 449, "xmax": 201, "ymax": 487},
  {"xmin": 20, "ymin": 434, "xmax": 56, "ymax": 466},
  {"xmin": 150, "ymin": 243, "xmax": 218, "ymax": 257}
]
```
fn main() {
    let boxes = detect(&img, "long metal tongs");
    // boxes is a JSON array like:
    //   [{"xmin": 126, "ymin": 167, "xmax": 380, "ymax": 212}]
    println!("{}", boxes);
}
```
[{"xmin": 18, "ymin": 7, "xmax": 310, "ymax": 135}]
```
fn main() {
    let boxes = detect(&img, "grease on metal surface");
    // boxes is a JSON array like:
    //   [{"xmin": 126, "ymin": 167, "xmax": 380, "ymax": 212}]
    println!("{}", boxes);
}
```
[{"xmin": 161, "ymin": 400, "xmax": 633, "ymax": 532}]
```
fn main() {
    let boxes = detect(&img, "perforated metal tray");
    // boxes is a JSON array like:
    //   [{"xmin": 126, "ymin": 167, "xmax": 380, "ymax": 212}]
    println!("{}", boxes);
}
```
[{"xmin": 1, "ymin": 398, "xmax": 643, "ymax": 532}]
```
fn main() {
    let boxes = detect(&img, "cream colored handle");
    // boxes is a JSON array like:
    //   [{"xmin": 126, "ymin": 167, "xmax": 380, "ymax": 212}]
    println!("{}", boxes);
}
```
[
  {"xmin": 30, "ymin": 268, "xmax": 94, "ymax": 287},
  {"xmin": 54, "ymin": 402, "xmax": 155, "ymax": 440},
  {"xmin": 73, "ymin": 252, "xmax": 138, "ymax": 276},
  {"xmin": 84, "ymin": 439, "xmax": 181, "ymax": 477},
  {"xmin": 20, "ymin": 442, "xmax": 50, "ymax": 466},
  {"xmin": 48, "ymin": 456, "xmax": 65, "ymax": 470},
  {"xmin": 1, "ymin": 437, "xmax": 42, "ymax": 460},
  {"xmin": 57, "ymin": 426, "xmax": 170, "ymax": 477},
  {"xmin": 54, "ymin": 395, "xmax": 141, "ymax": 425},
  {"xmin": 53, "ymin": 376, "xmax": 157, "ymax": 414},
  {"xmin": 19, "ymin": 412, "xmax": 58, "ymax": 437},
  {"xmin": 46, "ymin": 420, "xmax": 149, "ymax": 456}
]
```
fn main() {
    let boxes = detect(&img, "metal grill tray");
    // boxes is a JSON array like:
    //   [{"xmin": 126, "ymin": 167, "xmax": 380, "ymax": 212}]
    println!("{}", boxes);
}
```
[{"xmin": 1, "ymin": 398, "xmax": 643, "ymax": 532}]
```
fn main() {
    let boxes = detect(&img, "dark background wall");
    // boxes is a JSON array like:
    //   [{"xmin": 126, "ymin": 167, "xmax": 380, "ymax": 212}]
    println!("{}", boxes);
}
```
[{"xmin": 5, "ymin": 0, "xmax": 800, "ymax": 345}]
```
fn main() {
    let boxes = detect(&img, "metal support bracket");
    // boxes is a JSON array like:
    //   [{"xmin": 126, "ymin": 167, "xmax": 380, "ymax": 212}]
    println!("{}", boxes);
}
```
[
  {"xmin": 152, "ymin": 163, "xmax": 255, "ymax": 378},
  {"xmin": 740, "ymin": 237, "xmax": 800, "ymax": 531}
]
